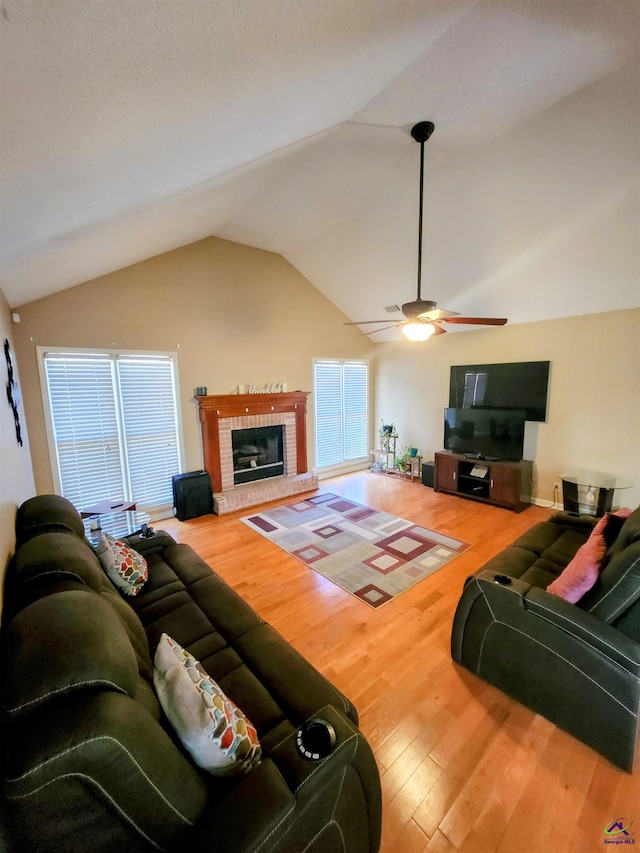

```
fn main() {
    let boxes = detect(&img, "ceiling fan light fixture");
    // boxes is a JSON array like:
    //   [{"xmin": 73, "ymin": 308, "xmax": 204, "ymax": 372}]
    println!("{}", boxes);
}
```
[{"xmin": 402, "ymin": 322, "xmax": 435, "ymax": 341}]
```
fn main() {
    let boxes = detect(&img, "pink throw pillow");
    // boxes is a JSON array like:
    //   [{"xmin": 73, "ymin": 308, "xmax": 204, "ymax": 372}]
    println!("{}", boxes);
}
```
[
  {"xmin": 547, "ymin": 514, "xmax": 609, "ymax": 604},
  {"xmin": 612, "ymin": 507, "xmax": 632, "ymax": 519}
]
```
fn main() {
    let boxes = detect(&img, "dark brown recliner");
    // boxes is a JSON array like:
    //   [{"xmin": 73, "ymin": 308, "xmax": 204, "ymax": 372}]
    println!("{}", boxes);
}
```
[
  {"xmin": 451, "ymin": 508, "xmax": 640, "ymax": 771},
  {"xmin": 1, "ymin": 495, "xmax": 382, "ymax": 852}
]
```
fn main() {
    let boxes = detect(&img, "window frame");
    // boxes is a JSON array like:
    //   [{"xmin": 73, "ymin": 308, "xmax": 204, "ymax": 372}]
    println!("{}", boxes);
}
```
[
  {"xmin": 37, "ymin": 346, "xmax": 186, "ymax": 516},
  {"xmin": 313, "ymin": 357, "xmax": 370, "ymax": 474}
]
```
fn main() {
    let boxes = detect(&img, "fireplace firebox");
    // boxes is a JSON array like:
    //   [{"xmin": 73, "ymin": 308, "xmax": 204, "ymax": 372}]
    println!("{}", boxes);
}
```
[{"xmin": 232, "ymin": 426, "xmax": 284, "ymax": 485}]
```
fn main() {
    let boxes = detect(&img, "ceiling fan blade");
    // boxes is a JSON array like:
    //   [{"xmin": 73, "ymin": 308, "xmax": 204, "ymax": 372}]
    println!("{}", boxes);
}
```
[
  {"xmin": 416, "ymin": 307, "xmax": 459, "ymax": 321},
  {"xmin": 360, "ymin": 324, "xmax": 402, "ymax": 335},
  {"xmin": 344, "ymin": 320, "xmax": 401, "ymax": 326},
  {"xmin": 431, "ymin": 322, "xmax": 447, "ymax": 335},
  {"xmin": 443, "ymin": 317, "xmax": 508, "ymax": 326}
]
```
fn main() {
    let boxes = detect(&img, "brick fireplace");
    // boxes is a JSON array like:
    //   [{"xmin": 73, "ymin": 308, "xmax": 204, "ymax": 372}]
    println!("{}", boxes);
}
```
[{"xmin": 196, "ymin": 391, "xmax": 318, "ymax": 514}]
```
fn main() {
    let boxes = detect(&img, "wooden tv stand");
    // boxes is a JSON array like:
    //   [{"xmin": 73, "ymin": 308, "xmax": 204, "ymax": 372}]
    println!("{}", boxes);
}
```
[{"xmin": 434, "ymin": 451, "xmax": 533, "ymax": 512}]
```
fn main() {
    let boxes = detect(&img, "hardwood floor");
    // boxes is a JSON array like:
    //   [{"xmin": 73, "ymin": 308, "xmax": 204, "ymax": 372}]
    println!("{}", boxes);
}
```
[{"xmin": 157, "ymin": 471, "xmax": 639, "ymax": 853}]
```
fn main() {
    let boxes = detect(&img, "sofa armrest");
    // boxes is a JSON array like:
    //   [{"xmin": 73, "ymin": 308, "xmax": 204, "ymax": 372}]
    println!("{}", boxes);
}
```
[
  {"xmin": 525, "ymin": 587, "xmax": 640, "ymax": 675},
  {"xmin": 125, "ymin": 529, "xmax": 176, "ymax": 557},
  {"xmin": 461, "ymin": 570, "xmax": 640, "ymax": 675},
  {"xmin": 549, "ymin": 512, "xmax": 598, "ymax": 532},
  {"xmin": 452, "ymin": 570, "xmax": 531, "ymax": 662}
]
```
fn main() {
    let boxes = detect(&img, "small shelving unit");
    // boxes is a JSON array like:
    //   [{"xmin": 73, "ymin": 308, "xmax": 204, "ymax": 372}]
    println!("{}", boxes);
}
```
[
  {"xmin": 370, "ymin": 431, "xmax": 397, "ymax": 474},
  {"xmin": 402, "ymin": 454, "xmax": 423, "ymax": 481}
]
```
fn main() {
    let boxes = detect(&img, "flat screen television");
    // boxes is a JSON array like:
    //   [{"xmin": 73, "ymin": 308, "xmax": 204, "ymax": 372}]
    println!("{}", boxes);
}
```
[
  {"xmin": 449, "ymin": 361, "xmax": 550, "ymax": 422},
  {"xmin": 443, "ymin": 407, "xmax": 526, "ymax": 462}
]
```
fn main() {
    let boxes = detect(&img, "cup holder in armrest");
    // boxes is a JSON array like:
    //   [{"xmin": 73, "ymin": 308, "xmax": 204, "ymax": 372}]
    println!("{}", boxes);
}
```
[
  {"xmin": 494, "ymin": 574, "xmax": 513, "ymax": 586},
  {"xmin": 295, "ymin": 718, "xmax": 337, "ymax": 760}
]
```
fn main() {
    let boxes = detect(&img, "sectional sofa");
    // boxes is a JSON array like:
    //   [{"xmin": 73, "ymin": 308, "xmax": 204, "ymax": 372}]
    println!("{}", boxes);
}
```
[{"xmin": 0, "ymin": 494, "xmax": 382, "ymax": 852}]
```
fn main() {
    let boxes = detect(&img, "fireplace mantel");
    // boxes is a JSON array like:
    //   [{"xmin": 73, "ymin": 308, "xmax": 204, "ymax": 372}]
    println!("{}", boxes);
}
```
[{"xmin": 196, "ymin": 391, "xmax": 311, "ymax": 494}]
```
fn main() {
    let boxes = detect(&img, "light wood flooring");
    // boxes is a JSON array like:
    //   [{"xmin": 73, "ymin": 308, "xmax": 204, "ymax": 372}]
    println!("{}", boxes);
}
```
[{"xmin": 158, "ymin": 471, "xmax": 639, "ymax": 853}]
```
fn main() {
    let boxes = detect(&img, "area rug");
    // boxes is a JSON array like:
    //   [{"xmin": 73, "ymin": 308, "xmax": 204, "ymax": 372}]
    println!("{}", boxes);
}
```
[{"xmin": 241, "ymin": 492, "xmax": 471, "ymax": 608}]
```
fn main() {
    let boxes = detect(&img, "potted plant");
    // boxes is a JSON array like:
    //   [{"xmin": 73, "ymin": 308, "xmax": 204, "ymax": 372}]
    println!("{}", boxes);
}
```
[
  {"xmin": 379, "ymin": 421, "xmax": 397, "ymax": 452},
  {"xmin": 393, "ymin": 454, "xmax": 408, "ymax": 472},
  {"xmin": 394, "ymin": 446, "xmax": 420, "ymax": 473}
]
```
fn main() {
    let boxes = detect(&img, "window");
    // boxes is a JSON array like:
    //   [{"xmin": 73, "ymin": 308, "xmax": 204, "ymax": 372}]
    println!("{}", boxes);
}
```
[
  {"xmin": 462, "ymin": 371, "xmax": 488, "ymax": 408},
  {"xmin": 313, "ymin": 359, "xmax": 368, "ymax": 469},
  {"xmin": 39, "ymin": 349, "xmax": 183, "ymax": 515}
]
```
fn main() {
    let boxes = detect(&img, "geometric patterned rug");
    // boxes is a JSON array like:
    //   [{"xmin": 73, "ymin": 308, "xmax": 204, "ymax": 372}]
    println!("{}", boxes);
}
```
[{"xmin": 241, "ymin": 492, "xmax": 471, "ymax": 608}]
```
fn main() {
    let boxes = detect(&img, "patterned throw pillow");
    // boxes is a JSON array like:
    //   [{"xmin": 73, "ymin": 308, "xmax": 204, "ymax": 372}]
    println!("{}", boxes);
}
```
[
  {"xmin": 153, "ymin": 633, "xmax": 261, "ymax": 776},
  {"xmin": 96, "ymin": 532, "xmax": 148, "ymax": 596}
]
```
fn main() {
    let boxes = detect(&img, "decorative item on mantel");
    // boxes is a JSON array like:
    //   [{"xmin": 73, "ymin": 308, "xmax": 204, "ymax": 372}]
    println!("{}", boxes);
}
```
[{"xmin": 234, "ymin": 383, "xmax": 288, "ymax": 394}]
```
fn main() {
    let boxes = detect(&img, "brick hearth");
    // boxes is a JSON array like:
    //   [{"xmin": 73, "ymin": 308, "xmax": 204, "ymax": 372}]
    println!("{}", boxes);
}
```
[{"xmin": 212, "ymin": 472, "xmax": 318, "ymax": 515}]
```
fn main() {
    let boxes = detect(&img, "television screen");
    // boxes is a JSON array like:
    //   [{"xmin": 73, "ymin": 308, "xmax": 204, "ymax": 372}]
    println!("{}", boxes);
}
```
[
  {"xmin": 443, "ymin": 407, "xmax": 526, "ymax": 462},
  {"xmin": 449, "ymin": 361, "xmax": 550, "ymax": 422}
]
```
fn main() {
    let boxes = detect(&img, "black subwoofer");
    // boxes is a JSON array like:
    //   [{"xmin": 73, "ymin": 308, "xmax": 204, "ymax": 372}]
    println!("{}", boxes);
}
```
[
  {"xmin": 422, "ymin": 461, "xmax": 434, "ymax": 488},
  {"xmin": 172, "ymin": 471, "xmax": 213, "ymax": 521}
]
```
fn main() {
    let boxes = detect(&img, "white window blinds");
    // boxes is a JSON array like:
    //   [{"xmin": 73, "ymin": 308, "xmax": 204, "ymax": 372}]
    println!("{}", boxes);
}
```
[
  {"xmin": 314, "ymin": 359, "xmax": 368, "ymax": 469},
  {"xmin": 42, "ymin": 350, "xmax": 181, "ymax": 513}
]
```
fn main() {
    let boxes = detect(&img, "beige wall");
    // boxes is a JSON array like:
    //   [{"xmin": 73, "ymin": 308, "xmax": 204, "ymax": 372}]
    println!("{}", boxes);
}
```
[
  {"xmin": 375, "ymin": 308, "xmax": 640, "ymax": 509},
  {"xmin": 8, "ymin": 233, "xmax": 639, "ymax": 530},
  {"xmin": 12, "ymin": 236, "xmax": 375, "ymax": 496},
  {"xmin": 0, "ymin": 287, "xmax": 36, "ymax": 612}
]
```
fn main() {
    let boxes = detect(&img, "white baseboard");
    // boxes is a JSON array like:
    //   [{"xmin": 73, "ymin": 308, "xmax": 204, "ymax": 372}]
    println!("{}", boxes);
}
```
[
  {"xmin": 315, "ymin": 462, "xmax": 370, "ymax": 480},
  {"xmin": 530, "ymin": 496, "xmax": 563, "ymax": 510}
]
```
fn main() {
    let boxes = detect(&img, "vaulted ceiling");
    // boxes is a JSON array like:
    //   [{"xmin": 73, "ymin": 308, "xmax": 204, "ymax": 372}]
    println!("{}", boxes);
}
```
[{"xmin": 1, "ymin": 0, "xmax": 638, "ymax": 340}]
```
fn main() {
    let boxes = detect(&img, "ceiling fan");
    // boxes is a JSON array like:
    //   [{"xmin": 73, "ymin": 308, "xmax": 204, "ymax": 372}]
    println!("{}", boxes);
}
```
[{"xmin": 345, "ymin": 121, "xmax": 507, "ymax": 341}]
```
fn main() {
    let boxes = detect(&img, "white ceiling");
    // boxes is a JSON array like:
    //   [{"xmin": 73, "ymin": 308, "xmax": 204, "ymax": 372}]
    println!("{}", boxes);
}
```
[{"xmin": 1, "ymin": 0, "xmax": 638, "ymax": 340}]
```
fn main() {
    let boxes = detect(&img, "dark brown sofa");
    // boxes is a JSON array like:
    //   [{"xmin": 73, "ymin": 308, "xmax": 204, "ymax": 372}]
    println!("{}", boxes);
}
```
[
  {"xmin": 451, "ymin": 507, "xmax": 640, "ymax": 771},
  {"xmin": 0, "ymin": 495, "xmax": 382, "ymax": 852}
]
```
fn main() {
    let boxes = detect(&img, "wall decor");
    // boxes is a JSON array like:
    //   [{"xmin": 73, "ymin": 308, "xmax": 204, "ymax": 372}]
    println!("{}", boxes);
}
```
[
  {"xmin": 4, "ymin": 338, "xmax": 23, "ymax": 446},
  {"xmin": 235, "ymin": 383, "xmax": 287, "ymax": 394}
]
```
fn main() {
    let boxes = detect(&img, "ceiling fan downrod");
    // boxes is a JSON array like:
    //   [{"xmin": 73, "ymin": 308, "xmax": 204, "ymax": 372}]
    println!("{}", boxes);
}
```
[
  {"xmin": 342, "ymin": 118, "xmax": 506, "ymax": 338},
  {"xmin": 410, "ymin": 121, "xmax": 435, "ymax": 302}
]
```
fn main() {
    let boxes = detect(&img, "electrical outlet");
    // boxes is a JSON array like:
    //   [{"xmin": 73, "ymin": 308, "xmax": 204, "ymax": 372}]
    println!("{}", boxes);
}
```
[{"xmin": 553, "ymin": 482, "xmax": 561, "ymax": 508}]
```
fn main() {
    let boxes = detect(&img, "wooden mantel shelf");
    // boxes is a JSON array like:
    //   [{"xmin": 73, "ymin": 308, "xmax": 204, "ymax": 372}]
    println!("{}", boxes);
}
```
[
  {"xmin": 196, "ymin": 391, "xmax": 310, "ymax": 418},
  {"xmin": 196, "ymin": 391, "xmax": 311, "ymax": 493}
]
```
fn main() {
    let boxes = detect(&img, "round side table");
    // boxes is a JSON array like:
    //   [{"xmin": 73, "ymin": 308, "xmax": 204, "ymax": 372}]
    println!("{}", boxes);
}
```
[{"xmin": 560, "ymin": 471, "xmax": 633, "ymax": 517}]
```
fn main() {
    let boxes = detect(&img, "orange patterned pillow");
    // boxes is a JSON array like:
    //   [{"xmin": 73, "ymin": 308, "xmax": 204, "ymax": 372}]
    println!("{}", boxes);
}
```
[
  {"xmin": 96, "ymin": 532, "xmax": 148, "ymax": 596},
  {"xmin": 154, "ymin": 633, "xmax": 261, "ymax": 776}
]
